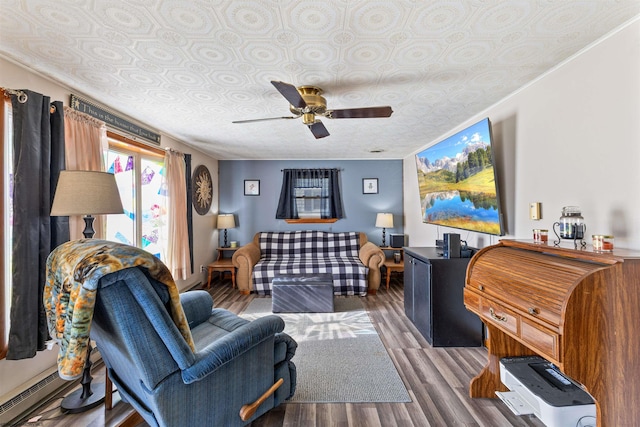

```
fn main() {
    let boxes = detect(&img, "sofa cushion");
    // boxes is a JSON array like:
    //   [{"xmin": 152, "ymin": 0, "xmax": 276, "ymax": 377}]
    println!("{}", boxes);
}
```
[
  {"xmin": 259, "ymin": 231, "xmax": 361, "ymax": 258},
  {"xmin": 252, "ymin": 255, "xmax": 368, "ymax": 296}
]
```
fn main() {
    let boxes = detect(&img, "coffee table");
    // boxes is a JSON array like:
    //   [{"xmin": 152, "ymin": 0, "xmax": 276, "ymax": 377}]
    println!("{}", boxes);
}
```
[{"xmin": 271, "ymin": 273, "xmax": 334, "ymax": 313}]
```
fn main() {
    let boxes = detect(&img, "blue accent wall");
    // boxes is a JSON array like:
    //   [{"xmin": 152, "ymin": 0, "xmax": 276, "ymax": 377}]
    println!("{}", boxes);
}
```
[{"xmin": 219, "ymin": 160, "xmax": 403, "ymax": 246}]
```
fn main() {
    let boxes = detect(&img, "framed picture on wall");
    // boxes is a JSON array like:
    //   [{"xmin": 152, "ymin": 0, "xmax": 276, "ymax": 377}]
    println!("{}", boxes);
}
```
[
  {"xmin": 244, "ymin": 180, "xmax": 260, "ymax": 196},
  {"xmin": 363, "ymin": 178, "xmax": 378, "ymax": 194}
]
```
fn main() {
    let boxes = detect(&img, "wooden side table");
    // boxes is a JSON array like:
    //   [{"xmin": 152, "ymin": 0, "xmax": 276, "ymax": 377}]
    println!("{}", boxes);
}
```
[
  {"xmin": 206, "ymin": 247, "xmax": 238, "ymax": 288},
  {"xmin": 380, "ymin": 247, "xmax": 404, "ymax": 290}
]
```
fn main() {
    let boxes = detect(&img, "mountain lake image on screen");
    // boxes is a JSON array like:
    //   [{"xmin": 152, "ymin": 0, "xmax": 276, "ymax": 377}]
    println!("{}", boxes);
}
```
[{"xmin": 414, "ymin": 118, "xmax": 504, "ymax": 235}]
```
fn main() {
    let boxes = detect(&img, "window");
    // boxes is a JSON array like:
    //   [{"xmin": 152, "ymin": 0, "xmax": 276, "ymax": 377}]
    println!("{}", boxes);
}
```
[
  {"xmin": 295, "ymin": 183, "xmax": 325, "ymax": 218},
  {"xmin": 276, "ymin": 168, "xmax": 344, "ymax": 222},
  {"xmin": 105, "ymin": 133, "xmax": 167, "ymax": 260}
]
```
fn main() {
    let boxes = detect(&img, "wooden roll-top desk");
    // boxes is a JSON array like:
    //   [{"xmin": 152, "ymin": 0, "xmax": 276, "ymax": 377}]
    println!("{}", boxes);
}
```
[{"xmin": 464, "ymin": 240, "xmax": 640, "ymax": 427}]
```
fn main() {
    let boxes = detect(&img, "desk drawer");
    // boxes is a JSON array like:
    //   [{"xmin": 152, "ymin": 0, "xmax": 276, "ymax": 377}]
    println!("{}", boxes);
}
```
[
  {"xmin": 480, "ymin": 299, "xmax": 519, "ymax": 336},
  {"xmin": 464, "ymin": 288, "xmax": 481, "ymax": 313},
  {"xmin": 521, "ymin": 318, "xmax": 560, "ymax": 363}
]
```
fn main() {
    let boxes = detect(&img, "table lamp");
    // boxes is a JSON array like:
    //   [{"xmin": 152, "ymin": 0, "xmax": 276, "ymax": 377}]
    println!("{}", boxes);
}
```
[
  {"xmin": 217, "ymin": 214, "xmax": 236, "ymax": 248},
  {"xmin": 50, "ymin": 170, "xmax": 123, "ymax": 413},
  {"xmin": 50, "ymin": 170, "xmax": 124, "ymax": 239},
  {"xmin": 375, "ymin": 213, "xmax": 393, "ymax": 247}
]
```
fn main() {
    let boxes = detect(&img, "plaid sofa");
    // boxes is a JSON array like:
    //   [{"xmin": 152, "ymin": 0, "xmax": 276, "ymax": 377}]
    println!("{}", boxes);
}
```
[{"xmin": 232, "ymin": 231, "xmax": 385, "ymax": 296}]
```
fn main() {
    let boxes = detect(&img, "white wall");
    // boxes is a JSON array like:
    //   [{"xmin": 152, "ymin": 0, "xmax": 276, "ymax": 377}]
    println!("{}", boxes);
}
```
[
  {"xmin": 0, "ymin": 57, "xmax": 219, "ymax": 398},
  {"xmin": 404, "ymin": 18, "xmax": 640, "ymax": 251}
]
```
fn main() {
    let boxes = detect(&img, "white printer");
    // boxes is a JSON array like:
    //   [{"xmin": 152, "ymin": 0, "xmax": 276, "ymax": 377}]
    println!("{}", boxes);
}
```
[{"xmin": 497, "ymin": 356, "xmax": 596, "ymax": 427}]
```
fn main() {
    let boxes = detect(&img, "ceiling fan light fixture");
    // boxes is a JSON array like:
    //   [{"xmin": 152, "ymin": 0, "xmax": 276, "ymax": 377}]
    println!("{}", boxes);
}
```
[
  {"xmin": 298, "ymin": 86, "xmax": 325, "ymax": 106},
  {"xmin": 290, "ymin": 86, "xmax": 327, "ymax": 116},
  {"xmin": 302, "ymin": 112, "xmax": 316, "ymax": 125}
]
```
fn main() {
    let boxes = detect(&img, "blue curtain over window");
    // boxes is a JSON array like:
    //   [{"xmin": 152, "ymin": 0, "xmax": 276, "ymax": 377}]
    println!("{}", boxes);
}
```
[{"xmin": 275, "ymin": 168, "xmax": 344, "ymax": 219}]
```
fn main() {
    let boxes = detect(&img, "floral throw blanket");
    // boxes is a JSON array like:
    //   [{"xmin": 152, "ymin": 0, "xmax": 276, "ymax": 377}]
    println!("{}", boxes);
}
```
[{"xmin": 44, "ymin": 239, "xmax": 195, "ymax": 380}]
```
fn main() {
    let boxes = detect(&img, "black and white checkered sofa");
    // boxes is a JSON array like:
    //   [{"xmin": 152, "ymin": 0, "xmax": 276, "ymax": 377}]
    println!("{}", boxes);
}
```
[{"xmin": 232, "ymin": 231, "xmax": 385, "ymax": 296}]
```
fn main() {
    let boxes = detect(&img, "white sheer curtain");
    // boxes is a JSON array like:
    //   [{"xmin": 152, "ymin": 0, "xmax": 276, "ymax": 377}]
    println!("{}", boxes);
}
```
[
  {"xmin": 163, "ymin": 150, "xmax": 191, "ymax": 280},
  {"xmin": 63, "ymin": 106, "xmax": 107, "ymax": 239}
]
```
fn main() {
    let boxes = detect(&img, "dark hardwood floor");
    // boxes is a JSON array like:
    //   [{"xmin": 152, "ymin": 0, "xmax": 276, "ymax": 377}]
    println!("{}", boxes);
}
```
[{"xmin": 16, "ymin": 276, "xmax": 543, "ymax": 426}]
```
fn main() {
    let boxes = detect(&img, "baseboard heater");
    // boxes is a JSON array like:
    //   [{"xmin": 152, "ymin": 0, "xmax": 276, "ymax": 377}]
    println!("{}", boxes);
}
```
[
  {"xmin": 496, "ymin": 356, "xmax": 596, "ymax": 427},
  {"xmin": 0, "ymin": 348, "xmax": 102, "ymax": 425}
]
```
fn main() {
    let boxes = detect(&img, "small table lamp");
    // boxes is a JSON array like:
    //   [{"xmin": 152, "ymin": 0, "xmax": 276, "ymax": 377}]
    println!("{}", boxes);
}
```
[
  {"xmin": 51, "ymin": 170, "xmax": 124, "ymax": 239},
  {"xmin": 375, "ymin": 213, "xmax": 393, "ymax": 247},
  {"xmin": 50, "ymin": 170, "xmax": 123, "ymax": 413},
  {"xmin": 217, "ymin": 214, "xmax": 236, "ymax": 248}
]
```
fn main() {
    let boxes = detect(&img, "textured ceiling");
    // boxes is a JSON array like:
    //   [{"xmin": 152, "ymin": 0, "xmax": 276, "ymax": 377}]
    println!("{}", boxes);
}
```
[{"xmin": 1, "ymin": 1, "xmax": 639, "ymax": 160}]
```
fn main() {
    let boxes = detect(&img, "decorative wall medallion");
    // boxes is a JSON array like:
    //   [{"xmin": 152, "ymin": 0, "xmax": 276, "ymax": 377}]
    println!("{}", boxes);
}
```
[{"xmin": 192, "ymin": 165, "xmax": 213, "ymax": 215}]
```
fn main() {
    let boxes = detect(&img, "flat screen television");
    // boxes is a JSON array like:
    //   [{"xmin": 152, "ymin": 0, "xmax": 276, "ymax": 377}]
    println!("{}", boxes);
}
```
[{"xmin": 414, "ymin": 118, "xmax": 504, "ymax": 235}]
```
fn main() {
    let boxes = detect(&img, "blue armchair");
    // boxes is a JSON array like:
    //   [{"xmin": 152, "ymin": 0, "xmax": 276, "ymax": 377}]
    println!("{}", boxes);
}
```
[{"xmin": 90, "ymin": 267, "xmax": 297, "ymax": 426}]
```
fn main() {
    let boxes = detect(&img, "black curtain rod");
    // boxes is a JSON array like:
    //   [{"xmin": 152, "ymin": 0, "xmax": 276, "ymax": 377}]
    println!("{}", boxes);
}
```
[{"xmin": 280, "ymin": 168, "xmax": 343, "ymax": 172}]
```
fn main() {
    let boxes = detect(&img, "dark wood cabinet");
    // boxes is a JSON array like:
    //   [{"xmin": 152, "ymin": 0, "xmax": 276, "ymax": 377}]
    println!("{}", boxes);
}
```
[{"xmin": 404, "ymin": 247, "xmax": 482, "ymax": 347}]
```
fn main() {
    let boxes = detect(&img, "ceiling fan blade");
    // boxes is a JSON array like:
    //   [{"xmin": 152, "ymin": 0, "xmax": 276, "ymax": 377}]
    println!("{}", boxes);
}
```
[
  {"xmin": 271, "ymin": 81, "xmax": 307, "ymax": 109},
  {"xmin": 232, "ymin": 116, "xmax": 297, "ymax": 124},
  {"xmin": 308, "ymin": 121, "xmax": 330, "ymax": 139},
  {"xmin": 326, "ymin": 106, "xmax": 393, "ymax": 119}
]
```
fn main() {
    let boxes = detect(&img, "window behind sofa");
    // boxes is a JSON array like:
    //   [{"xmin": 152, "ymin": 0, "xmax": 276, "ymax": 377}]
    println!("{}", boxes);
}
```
[{"xmin": 276, "ymin": 168, "xmax": 344, "ymax": 220}]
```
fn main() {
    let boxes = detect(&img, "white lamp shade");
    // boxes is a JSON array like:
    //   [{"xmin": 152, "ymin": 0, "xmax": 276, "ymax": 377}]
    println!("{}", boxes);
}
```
[
  {"xmin": 50, "ymin": 170, "xmax": 123, "ymax": 216},
  {"xmin": 375, "ymin": 213, "xmax": 393, "ymax": 228},
  {"xmin": 217, "ymin": 214, "xmax": 236, "ymax": 229}
]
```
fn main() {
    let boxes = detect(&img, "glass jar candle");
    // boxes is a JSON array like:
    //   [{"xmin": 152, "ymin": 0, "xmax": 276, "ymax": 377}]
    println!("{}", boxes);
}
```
[
  {"xmin": 533, "ymin": 229, "xmax": 549, "ymax": 244},
  {"xmin": 592, "ymin": 235, "xmax": 614, "ymax": 252},
  {"xmin": 559, "ymin": 206, "xmax": 585, "ymax": 239}
]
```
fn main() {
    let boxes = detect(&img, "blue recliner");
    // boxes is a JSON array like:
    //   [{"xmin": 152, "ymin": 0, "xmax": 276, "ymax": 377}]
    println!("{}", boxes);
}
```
[{"xmin": 90, "ymin": 267, "xmax": 297, "ymax": 427}]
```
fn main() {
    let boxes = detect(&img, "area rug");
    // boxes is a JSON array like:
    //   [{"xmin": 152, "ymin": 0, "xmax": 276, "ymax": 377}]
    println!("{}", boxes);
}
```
[{"xmin": 241, "ymin": 297, "xmax": 411, "ymax": 403}]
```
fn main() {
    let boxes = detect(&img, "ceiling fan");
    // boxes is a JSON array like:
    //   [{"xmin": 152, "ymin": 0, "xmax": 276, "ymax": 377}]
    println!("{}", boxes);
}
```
[{"xmin": 232, "ymin": 81, "xmax": 393, "ymax": 139}]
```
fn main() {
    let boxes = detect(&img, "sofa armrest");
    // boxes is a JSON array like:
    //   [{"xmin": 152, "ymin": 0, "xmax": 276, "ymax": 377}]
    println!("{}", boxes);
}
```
[
  {"xmin": 232, "ymin": 243, "xmax": 262, "ymax": 294},
  {"xmin": 359, "ymin": 242, "xmax": 385, "ymax": 294},
  {"xmin": 182, "ymin": 315, "xmax": 285, "ymax": 384},
  {"xmin": 359, "ymin": 241, "xmax": 385, "ymax": 267},
  {"xmin": 274, "ymin": 332, "xmax": 298, "ymax": 363},
  {"xmin": 180, "ymin": 290, "xmax": 214, "ymax": 329}
]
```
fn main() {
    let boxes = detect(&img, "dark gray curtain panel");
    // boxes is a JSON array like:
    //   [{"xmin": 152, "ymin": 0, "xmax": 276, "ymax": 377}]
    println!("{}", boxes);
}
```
[
  {"xmin": 7, "ymin": 91, "xmax": 69, "ymax": 360},
  {"xmin": 275, "ymin": 169, "xmax": 298, "ymax": 219},
  {"xmin": 184, "ymin": 153, "xmax": 193, "ymax": 274},
  {"xmin": 328, "ymin": 168, "xmax": 344, "ymax": 219}
]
